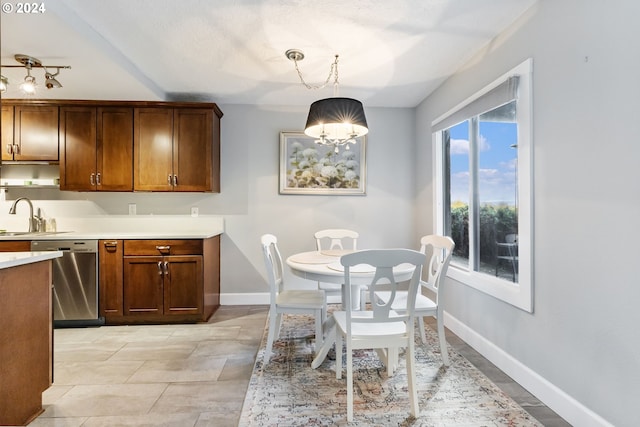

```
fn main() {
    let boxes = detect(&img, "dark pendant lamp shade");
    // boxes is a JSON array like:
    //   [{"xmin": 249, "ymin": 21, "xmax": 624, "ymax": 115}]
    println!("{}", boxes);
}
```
[{"xmin": 304, "ymin": 97, "xmax": 368, "ymax": 141}]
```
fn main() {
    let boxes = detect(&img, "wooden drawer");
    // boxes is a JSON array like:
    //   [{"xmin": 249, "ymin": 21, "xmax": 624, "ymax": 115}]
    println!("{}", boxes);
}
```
[
  {"xmin": 0, "ymin": 241, "xmax": 32, "ymax": 252},
  {"xmin": 123, "ymin": 239, "xmax": 203, "ymax": 256}
]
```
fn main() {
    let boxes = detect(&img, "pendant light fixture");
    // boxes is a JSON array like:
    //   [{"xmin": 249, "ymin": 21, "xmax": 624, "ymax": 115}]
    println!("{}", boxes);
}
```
[
  {"xmin": 286, "ymin": 49, "xmax": 368, "ymax": 152},
  {"xmin": 0, "ymin": 54, "xmax": 71, "ymax": 95}
]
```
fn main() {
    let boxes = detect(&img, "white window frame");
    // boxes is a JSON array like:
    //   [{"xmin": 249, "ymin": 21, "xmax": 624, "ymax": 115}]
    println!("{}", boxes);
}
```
[{"xmin": 433, "ymin": 58, "xmax": 533, "ymax": 312}]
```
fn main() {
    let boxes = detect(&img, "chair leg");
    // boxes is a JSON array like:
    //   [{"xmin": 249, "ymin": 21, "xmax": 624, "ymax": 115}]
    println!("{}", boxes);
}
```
[
  {"xmin": 335, "ymin": 330, "xmax": 343, "ymax": 379},
  {"xmin": 264, "ymin": 311, "xmax": 280, "ymax": 364},
  {"xmin": 406, "ymin": 331, "xmax": 419, "ymax": 417},
  {"xmin": 346, "ymin": 341, "xmax": 354, "ymax": 422},
  {"xmin": 388, "ymin": 347, "xmax": 397, "ymax": 376},
  {"xmin": 436, "ymin": 317, "xmax": 450, "ymax": 366},
  {"xmin": 314, "ymin": 308, "xmax": 323, "ymax": 349},
  {"xmin": 360, "ymin": 286, "xmax": 367, "ymax": 310},
  {"xmin": 417, "ymin": 316, "xmax": 427, "ymax": 344}
]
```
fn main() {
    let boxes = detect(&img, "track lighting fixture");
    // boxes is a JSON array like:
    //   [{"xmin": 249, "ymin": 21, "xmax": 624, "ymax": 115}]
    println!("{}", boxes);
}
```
[{"xmin": 0, "ymin": 54, "xmax": 71, "ymax": 95}]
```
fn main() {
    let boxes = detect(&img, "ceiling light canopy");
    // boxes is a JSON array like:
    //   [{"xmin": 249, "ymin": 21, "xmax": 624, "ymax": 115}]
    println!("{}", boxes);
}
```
[
  {"xmin": 0, "ymin": 54, "xmax": 71, "ymax": 95},
  {"xmin": 286, "ymin": 49, "xmax": 368, "ymax": 152}
]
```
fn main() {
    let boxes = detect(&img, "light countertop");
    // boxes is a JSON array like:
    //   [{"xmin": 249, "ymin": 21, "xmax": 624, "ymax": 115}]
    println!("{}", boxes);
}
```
[
  {"xmin": 0, "ymin": 251, "xmax": 63, "ymax": 269},
  {"xmin": 0, "ymin": 215, "xmax": 224, "ymax": 241},
  {"xmin": 0, "ymin": 230, "xmax": 223, "ymax": 240}
]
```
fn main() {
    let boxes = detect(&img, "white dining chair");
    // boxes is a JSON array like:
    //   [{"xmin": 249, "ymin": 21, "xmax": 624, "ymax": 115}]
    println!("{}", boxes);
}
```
[
  {"xmin": 260, "ymin": 234, "xmax": 325, "ymax": 364},
  {"xmin": 333, "ymin": 248, "xmax": 426, "ymax": 422},
  {"xmin": 374, "ymin": 235, "xmax": 455, "ymax": 366},
  {"xmin": 313, "ymin": 229, "xmax": 366, "ymax": 309}
]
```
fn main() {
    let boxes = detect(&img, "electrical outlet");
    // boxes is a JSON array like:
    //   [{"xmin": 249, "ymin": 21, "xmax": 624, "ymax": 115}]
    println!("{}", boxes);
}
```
[
  {"xmin": 191, "ymin": 207, "xmax": 199, "ymax": 217},
  {"xmin": 128, "ymin": 203, "xmax": 137, "ymax": 215}
]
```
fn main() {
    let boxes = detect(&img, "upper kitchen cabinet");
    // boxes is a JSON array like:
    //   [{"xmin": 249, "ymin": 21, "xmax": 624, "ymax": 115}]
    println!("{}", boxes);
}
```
[
  {"xmin": 1, "ymin": 104, "xmax": 59, "ymax": 162},
  {"xmin": 1, "ymin": 104, "xmax": 14, "ymax": 160},
  {"xmin": 134, "ymin": 106, "xmax": 220, "ymax": 192},
  {"xmin": 59, "ymin": 106, "xmax": 133, "ymax": 191}
]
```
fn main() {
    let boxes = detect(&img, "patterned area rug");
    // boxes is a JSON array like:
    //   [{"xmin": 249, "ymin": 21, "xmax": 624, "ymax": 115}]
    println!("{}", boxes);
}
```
[{"xmin": 240, "ymin": 311, "xmax": 542, "ymax": 426}]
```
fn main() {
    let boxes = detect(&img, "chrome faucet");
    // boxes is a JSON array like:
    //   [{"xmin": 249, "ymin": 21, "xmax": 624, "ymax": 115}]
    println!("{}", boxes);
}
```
[{"xmin": 8, "ymin": 197, "xmax": 41, "ymax": 232}]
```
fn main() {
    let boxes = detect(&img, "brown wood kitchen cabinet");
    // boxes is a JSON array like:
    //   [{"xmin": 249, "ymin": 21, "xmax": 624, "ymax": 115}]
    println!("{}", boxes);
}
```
[
  {"xmin": 1, "ymin": 104, "xmax": 14, "ymax": 161},
  {"xmin": 99, "ymin": 240, "xmax": 124, "ymax": 318},
  {"xmin": 134, "ymin": 107, "xmax": 220, "ymax": 192},
  {"xmin": 0, "ymin": 240, "xmax": 32, "ymax": 251},
  {"xmin": 100, "ymin": 237, "xmax": 220, "ymax": 324},
  {"xmin": 0, "ymin": 259, "xmax": 53, "ymax": 426},
  {"xmin": 59, "ymin": 106, "xmax": 134, "ymax": 191},
  {"xmin": 1, "ymin": 104, "xmax": 58, "ymax": 162}
]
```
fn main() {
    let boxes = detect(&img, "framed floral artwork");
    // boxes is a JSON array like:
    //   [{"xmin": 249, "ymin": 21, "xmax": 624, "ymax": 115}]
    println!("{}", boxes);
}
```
[{"xmin": 279, "ymin": 131, "xmax": 366, "ymax": 195}]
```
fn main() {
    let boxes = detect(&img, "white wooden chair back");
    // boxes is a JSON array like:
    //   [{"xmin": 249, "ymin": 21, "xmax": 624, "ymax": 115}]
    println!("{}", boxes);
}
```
[
  {"xmin": 341, "ymin": 249, "xmax": 426, "ymax": 333},
  {"xmin": 261, "ymin": 234, "xmax": 283, "ymax": 308},
  {"xmin": 314, "ymin": 229, "xmax": 359, "ymax": 251},
  {"xmin": 419, "ymin": 235, "xmax": 455, "ymax": 304}
]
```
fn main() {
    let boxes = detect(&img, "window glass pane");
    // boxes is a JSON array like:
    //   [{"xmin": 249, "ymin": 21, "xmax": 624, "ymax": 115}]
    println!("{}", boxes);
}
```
[
  {"xmin": 478, "ymin": 101, "xmax": 518, "ymax": 282},
  {"xmin": 447, "ymin": 120, "xmax": 470, "ymax": 269}
]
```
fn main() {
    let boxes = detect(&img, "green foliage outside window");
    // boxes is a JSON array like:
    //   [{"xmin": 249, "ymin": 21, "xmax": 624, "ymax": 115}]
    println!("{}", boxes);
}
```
[{"xmin": 450, "ymin": 204, "xmax": 517, "ymax": 262}]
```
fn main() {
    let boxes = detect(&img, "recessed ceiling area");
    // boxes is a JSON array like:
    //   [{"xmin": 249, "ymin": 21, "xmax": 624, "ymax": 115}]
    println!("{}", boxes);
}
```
[{"xmin": 0, "ymin": 0, "xmax": 537, "ymax": 107}]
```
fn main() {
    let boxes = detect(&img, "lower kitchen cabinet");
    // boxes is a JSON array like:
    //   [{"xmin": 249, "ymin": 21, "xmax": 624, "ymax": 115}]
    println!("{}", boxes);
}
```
[
  {"xmin": 0, "ymin": 241, "xmax": 32, "ymax": 252},
  {"xmin": 99, "ymin": 240, "xmax": 124, "ymax": 317},
  {"xmin": 99, "ymin": 237, "xmax": 219, "ymax": 324},
  {"xmin": 124, "ymin": 255, "xmax": 202, "ymax": 316},
  {"xmin": 0, "ymin": 259, "xmax": 54, "ymax": 426}
]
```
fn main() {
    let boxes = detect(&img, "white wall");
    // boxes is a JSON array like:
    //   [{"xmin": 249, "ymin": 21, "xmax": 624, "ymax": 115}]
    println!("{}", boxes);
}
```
[{"xmin": 415, "ymin": 1, "xmax": 640, "ymax": 426}]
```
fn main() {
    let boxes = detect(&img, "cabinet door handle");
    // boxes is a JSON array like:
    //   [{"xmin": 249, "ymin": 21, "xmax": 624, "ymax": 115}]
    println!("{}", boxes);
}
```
[
  {"xmin": 96, "ymin": 173, "xmax": 101, "ymax": 186},
  {"xmin": 167, "ymin": 175, "xmax": 172, "ymax": 185},
  {"xmin": 6, "ymin": 144, "xmax": 12, "ymax": 154},
  {"xmin": 163, "ymin": 261, "xmax": 169, "ymax": 276},
  {"xmin": 156, "ymin": 245, "xmax": 171, "ymax": 254},
  {"xmin": 173, "ymin": 175, "xmax": 178, "ymax": 186},
  {"xmin": 103, "ymin": 240, "xmax": 118, "ymax": 248},
  {"xmin": 157, "ymin": 261, "xmax": 163, "ymax": 275},
  {"xmin": 13, "ymin": 144, "xmax": 19, "ymax": 154},
  {"xmin": 90, "ymin": 173, "xmax": 95, "ymax": 185}
]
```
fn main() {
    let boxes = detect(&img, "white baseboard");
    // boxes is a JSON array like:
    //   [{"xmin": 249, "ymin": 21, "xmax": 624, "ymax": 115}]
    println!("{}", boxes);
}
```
[
  {"xmin": 220, "ymin": 293, "xmax": 342, "ymax": 305},
  {"xmin": 444, "ymin": 312, "xmax": 613, "ymax": 427},
  {"xmin": 221, "ymin": 292, "xmax": 269, "ymax": 306}
]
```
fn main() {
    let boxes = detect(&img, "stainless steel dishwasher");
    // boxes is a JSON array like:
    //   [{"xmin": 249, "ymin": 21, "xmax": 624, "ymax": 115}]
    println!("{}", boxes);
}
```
[{"xmin": 31, "ymin": 240, "xmax": 105, "ymax": 327}]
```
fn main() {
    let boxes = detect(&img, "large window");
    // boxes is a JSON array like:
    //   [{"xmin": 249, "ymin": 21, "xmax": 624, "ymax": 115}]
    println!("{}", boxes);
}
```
[{"xmin": 433, "ymin": 59, "xmax": 533, "ymax": 312}]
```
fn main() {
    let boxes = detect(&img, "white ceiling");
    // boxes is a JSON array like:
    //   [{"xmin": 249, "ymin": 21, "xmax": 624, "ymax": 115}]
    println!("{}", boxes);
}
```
[{"xmin": 0, "ymin": 0, "xmax": 536, "ymax": 107}]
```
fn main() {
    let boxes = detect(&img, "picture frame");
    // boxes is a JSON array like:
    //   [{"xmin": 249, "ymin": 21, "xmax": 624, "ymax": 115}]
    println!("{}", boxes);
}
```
[{"xmin": 279, "ymin": 131, "xmax": 367, "ymax": 195}]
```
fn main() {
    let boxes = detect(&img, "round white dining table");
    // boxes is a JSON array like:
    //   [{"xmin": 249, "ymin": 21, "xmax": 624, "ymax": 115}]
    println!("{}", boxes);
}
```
[{"xmin": 285, "ymin": 250, "xmax": 416, "ymax": 368}]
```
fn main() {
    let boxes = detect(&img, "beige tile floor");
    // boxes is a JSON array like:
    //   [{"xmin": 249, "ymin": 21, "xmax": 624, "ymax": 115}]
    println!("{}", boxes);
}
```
[{"xmin": 28, "ymin": 305, "xmax": 569, "ymax": 427}]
